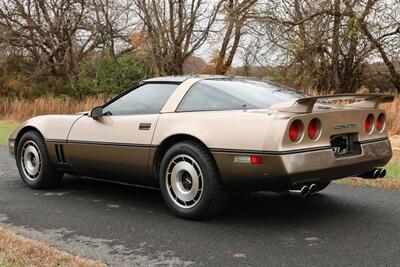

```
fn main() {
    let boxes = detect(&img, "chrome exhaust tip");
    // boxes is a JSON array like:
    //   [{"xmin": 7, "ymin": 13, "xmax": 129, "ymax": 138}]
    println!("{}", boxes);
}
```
[
  {"xmin": 357, "ymin": 168, "xmax": 386, "ymax": 179},
  {"xmin": 309, "ymin": 184, "xmax": 318, "ymax": 195},
  {"xmin": 289, "ymin": 185, "xmax": 309, "ymax": 197}
]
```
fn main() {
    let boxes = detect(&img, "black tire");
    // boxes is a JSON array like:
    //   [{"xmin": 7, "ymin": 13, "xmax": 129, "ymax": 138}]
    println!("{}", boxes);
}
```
[
  {"xmin": 316, "ymin": 181, "xmax": 331, "ymax": 192},
  {"xmin": 16, "ymin": 131, "xmax": 63, "ymax": 189},
  {"xmin": 159, "ymin": 141, "xmax": 230, "ymax": 220}
]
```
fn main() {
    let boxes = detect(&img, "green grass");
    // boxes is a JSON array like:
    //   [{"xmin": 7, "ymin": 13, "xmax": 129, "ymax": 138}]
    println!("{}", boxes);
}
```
[
  {"xmin": 0, "ymin": 121, "xmax": 19, "ymax": 145},
  {"xmin": 336, "ymin": 159, "xmax": 400, "ymax": 190},
  {"xmin": 0, "ymin": 256, "xmax": 7, "ymax": 267},
  {"xmin": 0, "ymin": 254, "xmax": 25, "ymax": 267},
  {"xmin": 385, "ymin": 160, "xmax": 400, "ymax": 182},
  {"xmin": 0, "ymin": 256, "xmax": 25, "ymax": 267}
]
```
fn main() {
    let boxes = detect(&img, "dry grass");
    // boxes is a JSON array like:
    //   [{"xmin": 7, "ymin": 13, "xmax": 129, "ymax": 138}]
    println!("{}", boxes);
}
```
[
  {"xmin": 0, "ymin": 96, "xmax": 109, "ymax": 122},
  {"xmin": 335, "ymin": 178, "xmax": 400, "ymax": 191},
  {"xmin": 0, "ymin": 226, "xmax": 105, "ymax": 267}
]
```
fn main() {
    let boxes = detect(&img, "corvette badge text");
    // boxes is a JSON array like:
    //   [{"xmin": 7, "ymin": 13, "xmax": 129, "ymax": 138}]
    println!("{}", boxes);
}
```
[{"xmin": 334, "ymin": 123, "xmax": 357, "ymax": 130}]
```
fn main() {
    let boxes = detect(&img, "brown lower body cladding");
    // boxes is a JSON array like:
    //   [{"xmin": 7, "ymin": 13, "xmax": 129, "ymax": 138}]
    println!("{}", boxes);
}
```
[
  {"xmin": 36, "ymin": 138, "xmax": 392, "ymax": 192},
  {"xmin": 212, "ymin": 139, "xmax": 392, "ymax": 191}
]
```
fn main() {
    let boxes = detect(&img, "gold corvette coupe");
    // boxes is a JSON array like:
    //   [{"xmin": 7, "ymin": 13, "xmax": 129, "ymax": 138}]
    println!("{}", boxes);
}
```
[{"xmin": 9, "ymin": 76, "xmax": 393, "ymax": 219}]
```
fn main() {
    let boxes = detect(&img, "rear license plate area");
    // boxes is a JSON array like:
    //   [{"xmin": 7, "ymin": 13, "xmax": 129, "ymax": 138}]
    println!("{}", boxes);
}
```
[{"xmin": 330, "ymin": 133, "xmax": 361, "ymax": 157}]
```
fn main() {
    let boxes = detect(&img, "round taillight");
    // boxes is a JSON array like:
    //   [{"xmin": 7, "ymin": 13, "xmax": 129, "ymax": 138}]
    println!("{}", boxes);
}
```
[
  {"xmin": 307, "ymin": 118, "xmax": 321, "ymax": 140},
  {"xmin": 289, "ymin": 120, "xmax": 303, "ymax": 142},
  {"xmin": 365, "ymin": 114, "xmax": 374, "ymax": 133},
  {"xmin": 376, "ymin": 113, "xmax": 385, "ymax": 132}
]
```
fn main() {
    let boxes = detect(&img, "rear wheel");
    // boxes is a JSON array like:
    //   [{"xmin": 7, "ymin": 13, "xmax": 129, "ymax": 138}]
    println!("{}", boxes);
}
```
[
  {"xmin": 16, "ymin": 131, "xmax": 63, "ymax": 189},
  {"xmin": 159, "ymin": 141, "xmax": 230, "ymax": 220}
]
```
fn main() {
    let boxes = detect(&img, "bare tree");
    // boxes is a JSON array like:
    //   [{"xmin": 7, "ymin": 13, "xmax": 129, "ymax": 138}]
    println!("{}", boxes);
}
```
[
  {"xmin": 1, "ymin": 0, "xmax": 399, "ymax": 94},
  {"xmin": 0, "ymin": 0, "xmax": 133, "ymax": 81},
  {"xmin": 343, "ymin": 0, "xmax": 400, "ymax": 91},
  {"xmin": 91, "ymin": 0, "xmax": 136, "ymax": 86},
  {"xmin": 250, "ymin": 0, "xmax": 400, "ymax": 92},
  {"xmin": 331, "ymin": 0, "xmax": 341, "ymax": 91},
  {"xmin": 133, "ymin": 0, "xmax": 223, "ymax": 75},
  {"xmin": 212, "ymin": 0, "xmax": 257, "ymax": 74}
]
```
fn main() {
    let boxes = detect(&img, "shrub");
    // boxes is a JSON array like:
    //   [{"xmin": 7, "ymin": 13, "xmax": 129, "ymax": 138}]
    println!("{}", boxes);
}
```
[
  {"xmin": 75, "ymin": 51, "xmax": 151, "ymax": 97},
  {"xmin": 0, "ymin": 51, "xmax": 151, "ymax": 98}
]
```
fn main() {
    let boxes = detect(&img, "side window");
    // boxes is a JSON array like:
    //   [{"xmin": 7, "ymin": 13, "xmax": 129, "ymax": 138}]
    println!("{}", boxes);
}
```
[
  {"xmin": 103, "ymin": 83, "xmax": 177, "ymax": 115},
  {"xmin": 177, "ymin": 82, "xmax": 247, "ymax": 111}
]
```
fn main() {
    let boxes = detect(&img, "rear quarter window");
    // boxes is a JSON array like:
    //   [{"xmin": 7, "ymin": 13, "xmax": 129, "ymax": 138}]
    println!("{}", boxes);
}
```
[{"xmin": 177, "ymin": 79, "xmax": 308, "ymax": 112}]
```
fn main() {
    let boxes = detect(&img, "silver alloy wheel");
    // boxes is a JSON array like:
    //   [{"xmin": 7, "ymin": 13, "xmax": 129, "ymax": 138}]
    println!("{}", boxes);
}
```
[
  {"xmin": 20, "ymin": 140, "xmax": 42, "ymax": 180},
  {"xmin": 165, "ymin": 154, "xmax": 204, "ymax": 209}
]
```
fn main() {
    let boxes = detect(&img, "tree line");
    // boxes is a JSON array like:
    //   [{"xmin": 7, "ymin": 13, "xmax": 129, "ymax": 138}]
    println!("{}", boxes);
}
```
[{"xmin": 0, "ymin": 0, "xmax": 399, "ymax": 97}]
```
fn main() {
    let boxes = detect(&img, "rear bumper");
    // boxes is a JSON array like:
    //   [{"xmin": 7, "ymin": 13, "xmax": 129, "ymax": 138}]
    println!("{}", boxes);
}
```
[{"xmin": 212, "ymin": 138, "xmax": 392, "ymax": 190}]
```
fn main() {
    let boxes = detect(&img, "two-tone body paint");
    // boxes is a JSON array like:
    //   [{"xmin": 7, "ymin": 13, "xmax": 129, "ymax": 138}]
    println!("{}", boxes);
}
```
[
  {"xmin": 8, "ymin": 76, "xmax": 393, "ymax": 190},
  {"xmin": 8, "ymin": 115, "xmax": 82, "ymax": 159},
  {"xmin": 151, "ymin": 107, "xmax": 392, "ymax": 189},
  {"xmin": 8, "ymin": 79, "xmax": 201, "ymax": 186}
]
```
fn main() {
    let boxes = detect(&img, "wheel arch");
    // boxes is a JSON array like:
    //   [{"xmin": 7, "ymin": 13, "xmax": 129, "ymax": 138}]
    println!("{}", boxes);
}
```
[
  {"xmin": 14, "ymin": 126, "xmax": 44, "ymax": 151},
  {"xmin": 152, "ymin": 134, "xmax": 219, "ymax": 182}
]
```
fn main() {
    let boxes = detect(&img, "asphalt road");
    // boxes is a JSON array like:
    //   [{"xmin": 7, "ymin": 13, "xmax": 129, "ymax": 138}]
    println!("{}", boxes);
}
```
[{"xmin": 0, "ymin": 147, "xmax": 399, "ymax": 266}]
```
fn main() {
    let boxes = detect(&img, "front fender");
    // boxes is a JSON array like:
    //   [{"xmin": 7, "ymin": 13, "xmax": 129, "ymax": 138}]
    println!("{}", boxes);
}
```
[{"xmin": 8, "ymin": 115, "xmax": 83, "ymax": 157}]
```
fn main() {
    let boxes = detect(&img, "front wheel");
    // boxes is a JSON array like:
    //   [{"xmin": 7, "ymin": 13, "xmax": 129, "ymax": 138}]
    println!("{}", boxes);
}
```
[
  {"xmin": 16, "ymin": 131, "xmax": 63, "ymax": 189},
  {"xmin": 159, "ymin": 141, "xmax": 230, "ymax": 220}
]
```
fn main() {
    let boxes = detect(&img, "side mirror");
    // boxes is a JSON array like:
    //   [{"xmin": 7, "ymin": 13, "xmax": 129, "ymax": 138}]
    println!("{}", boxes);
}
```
[{"xmin": 90, "ymin": 106, "xmax": 103, "ymax": 120}]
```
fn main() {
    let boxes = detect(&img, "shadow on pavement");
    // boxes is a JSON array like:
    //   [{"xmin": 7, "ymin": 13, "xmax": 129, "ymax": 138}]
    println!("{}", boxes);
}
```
[{"xmin": 37, "ymin": 174, "xmax": 360, "ymax": 228}]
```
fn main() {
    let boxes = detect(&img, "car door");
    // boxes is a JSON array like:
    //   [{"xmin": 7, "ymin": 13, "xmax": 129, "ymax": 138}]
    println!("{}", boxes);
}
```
[{"xmin": 66, "ymin": 83, "xmax": 178, "ymax": 185}]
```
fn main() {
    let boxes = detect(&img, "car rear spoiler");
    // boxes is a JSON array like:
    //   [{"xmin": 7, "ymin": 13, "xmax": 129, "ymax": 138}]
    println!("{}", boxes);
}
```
[{"xmin": 270, "ymin": 94, "xmax": 395, "ymax": 113}]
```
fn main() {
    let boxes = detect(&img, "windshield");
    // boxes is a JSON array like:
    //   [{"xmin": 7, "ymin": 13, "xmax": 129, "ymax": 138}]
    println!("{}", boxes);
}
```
[{"xmin": 177, "ymin": 78, "xmax": 309, "ymax": 112}]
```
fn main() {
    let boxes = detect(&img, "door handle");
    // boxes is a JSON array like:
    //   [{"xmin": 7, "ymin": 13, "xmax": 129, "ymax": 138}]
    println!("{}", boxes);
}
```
[{"xmin": 139, "ymin": 123, "xmax": 151, "ymax": 130}]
